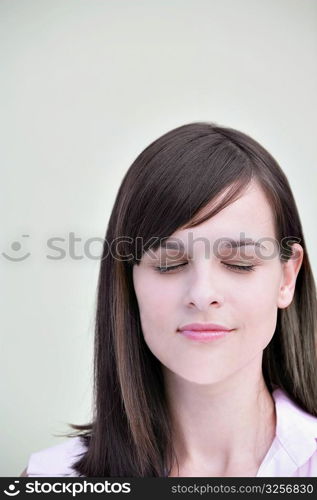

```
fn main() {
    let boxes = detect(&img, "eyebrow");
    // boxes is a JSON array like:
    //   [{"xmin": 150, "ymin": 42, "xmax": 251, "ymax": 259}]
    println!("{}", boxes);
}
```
[
  {"xmin": 159, "ymin": 237, "xmax": 267, "ymax": 250},
  {"xmin": 220, "ymin": 238, "xmax": 267, "ymax": 250}
]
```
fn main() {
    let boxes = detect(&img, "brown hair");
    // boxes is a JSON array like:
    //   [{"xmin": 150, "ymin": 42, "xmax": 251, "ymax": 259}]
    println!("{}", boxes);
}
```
[{"xmin": 65, "ymin": 122, "xmax": 317, "ymax": 476}]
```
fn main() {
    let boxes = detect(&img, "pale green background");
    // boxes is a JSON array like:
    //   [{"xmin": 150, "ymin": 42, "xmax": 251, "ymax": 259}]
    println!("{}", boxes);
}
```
[{"xmin": 1, "ymin": 0, "xmax": 316, "ymax": 476}]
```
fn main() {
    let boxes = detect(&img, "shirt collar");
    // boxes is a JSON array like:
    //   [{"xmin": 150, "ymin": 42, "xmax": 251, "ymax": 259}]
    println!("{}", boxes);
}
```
[{"xmin": 257, "ymin": 387, "xmax": 317, "ymax": 476}]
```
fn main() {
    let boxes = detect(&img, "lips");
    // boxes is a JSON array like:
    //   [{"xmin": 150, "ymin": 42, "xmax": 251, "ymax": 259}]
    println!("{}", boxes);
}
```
[
  {"xmin": 178, "ymin": 323, "xmax": 232, "ymax": 332},
  {"xmin": 177, "ymin": 323, "xmax": 235, "ymax": 343}
]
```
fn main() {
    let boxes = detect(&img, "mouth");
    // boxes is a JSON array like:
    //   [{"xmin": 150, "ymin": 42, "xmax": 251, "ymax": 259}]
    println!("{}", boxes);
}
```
[{"xmin": 177, "ymin": 323, "xmax": 236, "ymax": 343}]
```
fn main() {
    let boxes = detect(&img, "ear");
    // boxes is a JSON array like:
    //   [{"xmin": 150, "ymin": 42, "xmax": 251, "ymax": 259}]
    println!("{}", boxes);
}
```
[{"xmin": 277, "ymin": 243, "xmax": 304, "ymax": 309}]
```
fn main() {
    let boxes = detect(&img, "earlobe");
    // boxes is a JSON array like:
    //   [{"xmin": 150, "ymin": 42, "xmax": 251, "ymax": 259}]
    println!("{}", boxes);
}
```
[{"xmin": 277, "ymin": 243, "xmax": 304, "ymax": 309}]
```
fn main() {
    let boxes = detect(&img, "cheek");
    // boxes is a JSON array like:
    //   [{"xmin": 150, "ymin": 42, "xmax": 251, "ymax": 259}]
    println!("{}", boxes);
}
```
[
  {"xmin": 133, "ymin": 271, "xmax": 178, "ymax": 338},
  {"xmin": 236, "ymin": 270, "xmax": 281, "ymax": 345},
  {"xmin": 139, "ymin": 299, "xmax": 173, "ymax": 339},
  {"xmin": 234, "ymin": 263, "xmax": 281, "ymax": 306}
]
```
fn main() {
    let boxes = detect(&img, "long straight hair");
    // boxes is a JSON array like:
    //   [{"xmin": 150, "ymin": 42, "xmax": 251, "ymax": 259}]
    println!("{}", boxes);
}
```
[{"xmin": 67, "ymin": 122, "xmax": 317, "ymax": 477}]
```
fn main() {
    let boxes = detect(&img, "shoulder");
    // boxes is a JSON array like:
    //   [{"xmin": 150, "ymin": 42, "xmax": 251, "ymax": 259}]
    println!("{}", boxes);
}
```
[
  {"xmin": 25, "ymin": 437, "xmax": 87, "ymax": 477},
  {"xmin": 273, "ymin": 388, "xmax": 317, "ymax": 435},
  {"xmin": 269, "ymin": 388, "xmax": 317, "ymax": 476}
]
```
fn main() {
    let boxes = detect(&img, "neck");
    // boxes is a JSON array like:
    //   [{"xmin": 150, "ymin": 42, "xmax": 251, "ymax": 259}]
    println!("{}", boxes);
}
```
[{"xmin": 163, "ymin": 356, "xmax": 276, "ymax": 477}]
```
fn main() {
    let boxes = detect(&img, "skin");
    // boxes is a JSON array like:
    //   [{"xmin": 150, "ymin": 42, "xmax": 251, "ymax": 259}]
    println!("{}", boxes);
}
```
[{"xmin": 132, "ymin": 180, "xmax": 303, "ymax": 477}]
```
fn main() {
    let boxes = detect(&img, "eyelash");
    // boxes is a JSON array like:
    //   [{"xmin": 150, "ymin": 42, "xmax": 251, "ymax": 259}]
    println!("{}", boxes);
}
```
[{"xmin": 154, "ymin": 263, "xmax": 256, "ymax": 274}]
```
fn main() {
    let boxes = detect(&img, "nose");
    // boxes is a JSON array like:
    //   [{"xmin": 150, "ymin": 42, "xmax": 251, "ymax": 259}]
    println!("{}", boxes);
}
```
[{"xmin": 184, "ymin": 266, "xmax": 225, "ymax": 311}]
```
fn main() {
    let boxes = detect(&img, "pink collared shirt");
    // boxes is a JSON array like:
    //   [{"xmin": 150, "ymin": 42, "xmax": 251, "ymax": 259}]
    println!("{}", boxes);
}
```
[{"xmin": 25, "ymin": 388, "xmax": 317, "ymax": 477}]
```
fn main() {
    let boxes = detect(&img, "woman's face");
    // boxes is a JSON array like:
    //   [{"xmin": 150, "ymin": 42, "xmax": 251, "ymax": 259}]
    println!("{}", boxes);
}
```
[{"xmin": 132, "ymin": 181, "xmax": 302, "ymax": 384}]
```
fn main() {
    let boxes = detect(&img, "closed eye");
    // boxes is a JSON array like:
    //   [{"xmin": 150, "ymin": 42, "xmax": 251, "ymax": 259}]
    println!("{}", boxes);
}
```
[
  {"xmin": 223, "ymin": 263, "xmax": 255, "ymax": 272},
  {"xmin": 154, "ymin": 262, "xmax": 188, "ymax": 273},
  {"xmin": 154, "ymin": 262, "xmax": 256, "ymax": 273}
]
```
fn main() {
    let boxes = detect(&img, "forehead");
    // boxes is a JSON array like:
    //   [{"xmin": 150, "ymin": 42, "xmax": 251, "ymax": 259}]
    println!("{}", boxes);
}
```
[{"xmin": 175, "ymin": 181, "xmax": 275, "ymax": 242}]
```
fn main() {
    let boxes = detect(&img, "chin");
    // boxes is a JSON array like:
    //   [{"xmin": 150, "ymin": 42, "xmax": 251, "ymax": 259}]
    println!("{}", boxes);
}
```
[{"xmin": 172, "ymin": 369, "xmax": 225, "ymax": 385}]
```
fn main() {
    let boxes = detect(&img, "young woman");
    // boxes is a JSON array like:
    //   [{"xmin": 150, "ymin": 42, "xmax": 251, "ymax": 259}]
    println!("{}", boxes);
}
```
[{"xmin": 22, "ymin": 122, "xmax": 317, "ymax": 477}]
